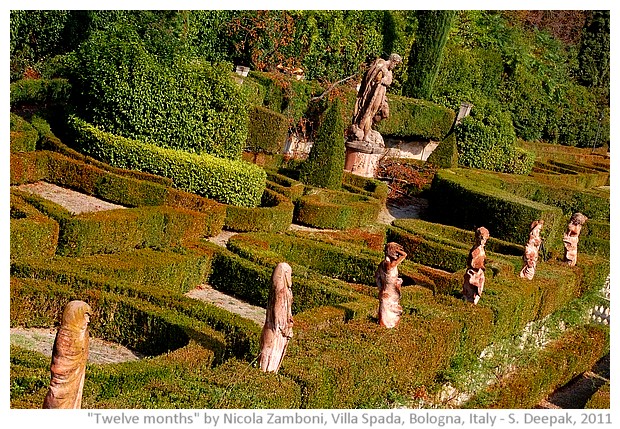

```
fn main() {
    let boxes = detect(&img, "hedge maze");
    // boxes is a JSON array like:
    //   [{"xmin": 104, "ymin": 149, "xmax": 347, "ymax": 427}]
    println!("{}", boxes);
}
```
[{"xmin": 9, "ymin": 79, "xmax": 610, "ymax": 409}]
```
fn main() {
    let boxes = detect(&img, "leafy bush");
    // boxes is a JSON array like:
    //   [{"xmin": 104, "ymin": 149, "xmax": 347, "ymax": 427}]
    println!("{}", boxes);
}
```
[
  {"xmin": 10, "ymin": 113, "xmax": 38, "ymax": 153},
  {"xmin": 294, "ymin": 188, "xmax": 382, "ymax": 230},
  {"xmin": 375, "ymin": 95, "xmax": 455, "ymax": 140},
  {"xmin": 10, "ymin": 192, "xmax": 59, "ymax": 260},
  {"xmin": 300, "ymin": 98, "xmax": 345, "ymax": 190},
  {"xmin": 10, "ymin": 78, "xmax": 71, "ymax": 108},
  {"xmin": 72, "ymin": 22, "xmax": 248, "ymax": 159},
  {"xmin": 246, "ymin": 105, "xmax": 289, "ymax": 154},
  {"xmin": 224, "ymin": 188, "xmax": 294, "ymax": 233},
  {"xmin": 68, "ymin": 116, "xmax": 266, "ymax": 207}
]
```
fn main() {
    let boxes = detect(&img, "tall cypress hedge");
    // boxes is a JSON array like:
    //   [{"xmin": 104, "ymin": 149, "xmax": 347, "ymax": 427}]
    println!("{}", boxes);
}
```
[
  {"xmin": 300, "ymin": 98, "xmax": 345, "ymax": 190},
  {"xmin": 404, "ymin": 10, "xmax": 455, "ymax": 100}
]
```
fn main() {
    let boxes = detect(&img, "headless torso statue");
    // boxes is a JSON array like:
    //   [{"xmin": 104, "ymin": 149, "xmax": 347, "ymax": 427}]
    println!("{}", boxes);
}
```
[
  {"xmin": 462, "ymin": 227, "xmax": 489, "ymax": 305},
  {"xmin": 520, "ymin": 220, "xmax": 544, "ymax": 280},
  {"xmin": 259, "ymin": 262, "xmax": 294, "ymax": 373},
  {"xmin": 375, "ymin": 242, "xmax": 407, "ymax": 328},
  {"xmin": 43, "ymin": 300, "xmax": 92, "ymax": 409}
]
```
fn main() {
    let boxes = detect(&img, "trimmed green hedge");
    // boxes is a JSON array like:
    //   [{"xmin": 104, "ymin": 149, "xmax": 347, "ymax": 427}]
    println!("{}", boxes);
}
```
[
  {"xmin": 427, "ymin": 131, "xmax": 459, "ymax": 168},
  {"xmin": 428, "ymin": 169, "xmax": 565, "ymax": 249},
  {"xmin": 246, "ymin": 105, "xmax": 289, "ymax": 154},
  {"xmin": 265, "ymin": 170, "xmax": 305, "ymax": 201},
  {"xmin": 10, "ymin": 149, "xmax": 227, "ymax": 238},
  {"xmin": 225, "ymin": 188, "xmax": 294, "ymax": 233},
  {"xmin": 13, "ymin": 190, "xmax": 217, "ymax": 257},
  {"xmin": 10, "ymin": 277, "xmax": 225, "ymax": 359},
  {"xmin": 10, "ymin": 113, "xmax": 38, "ymax": 153},
  {"xmin": 10, "ymin": 192, "xmax": 59, "ymax": 261},
  {"xmin": 32, "ymin": 115, "xmax": 174, "ymax": 187},
  {"xmin": 68, "ymin": 115, "xmax": 266, "ymax": 207},
  {"xmin": 392, "ymin": 219, "xmax": 523, "ymax": 256},
  {"xmin": 342, "ymin": 172, "xmax": 389, "ymax": 203},
  {"xmin": 10, "ymin": 77, "xmax": 71, "ymax": 107},
  {"xmin": 294, "ymin": 187, "xmax": 382, "ymax": 230},
  {"xmin": 376, "ymin": 95, "xmax": 455, "ymax": 140},
  {"xmin": 464, "ymin": 325, "xmax": 609, "ymax": 409},
  {"xmin": 209, "ymin": 242, "xmax": 360, "ymax": 314}
]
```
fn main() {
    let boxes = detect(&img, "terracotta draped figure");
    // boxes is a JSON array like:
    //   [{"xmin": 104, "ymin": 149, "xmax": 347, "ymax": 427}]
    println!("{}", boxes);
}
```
[
  {"xmin": 563, "ymin": 212, "xmax": 588, "ymax": 266},
  {"xmin": 350, "ymin": 54, "xmax": 402, "ymax": 142},
  {"xmin": 259, "ymin": 262, "xmax": 294, "ymax": 373},
  {"xmin": 43, "ymin": 300, "xmax": 92, "ymax": 409},
  {"xmin": 376, "ymin": 242, "xmax": 407, "ymax": 328},
  {"xmin": 463, "ymin": 227, "xmax": 490, "ymax": 305},
  {"xmin": 520, "ymin": 220, "xmax": 544, "ymax": 280}
]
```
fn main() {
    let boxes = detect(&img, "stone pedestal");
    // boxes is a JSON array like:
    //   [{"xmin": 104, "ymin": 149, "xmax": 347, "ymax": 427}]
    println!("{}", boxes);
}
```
[{"xmin": 344, "ymin": 140, "xmax": 386, "ymax": 178}]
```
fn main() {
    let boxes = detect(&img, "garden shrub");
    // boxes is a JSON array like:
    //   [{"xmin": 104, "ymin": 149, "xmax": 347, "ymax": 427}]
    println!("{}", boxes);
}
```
[
  {"xmin": 585, "ymin": 382, "xmax": 610, "ymax": 409},
  {"xmin": 342, "ymin": 172, "xmax": 389, "ymax": 203},
  {"xmin": 464, "ymin": 325, "xmax": 609, "ymax": 408},
  {"xmin": 428, "ymin": 169, "xmax": 565, "ymax": 248},
  {"xmin": 392, "ymin": 219, "xmax": 524, "ymax": 256},
  {"xmin": 376, "ymin": 95, "xmax": 455, "ymax": 140},
  {"xmin": 209, "ymin": 243, "xmax": 359, "ymax": 314},
  {"xmin": 299, "ymin": 98, "xmax": 345, "ymax": 190},
  {"xmin": 224, "ymin": 188, "xmax": 294, "ymax": 233},
  {"xmin": 265, "ymin": 170, "xmax": 305, "ymax": 201},
  {"xmin": 246, "ymin": 105, "xmax": 289, "ymax": 154},
  {"xmin": 68, "ymin": 115, "xmax": 266, "ymax": 207},
  {"xmin": 294, "ymin": 188, "xmax": 382, "ymax": 230},
  {"xmin": 13, "ymin": 190, "xmax": 216, "ymax": 257},
  {"xmin": 10, "ymin": 277, "xmax": 226, "ymax": 359},
  {"xmin": 427, "ymin": 131, "xmax": 459, "ymax": 168},
  {"xmin": 10, "ymin": 113, "xmax": 38, "ymax": 153},
  {"xmin": 33, "ymin": 115, "xmax": 174, "ymax": 187},
  {"xmin": 73, "ymin": 22, "xmax": 248, "ymax": 159},
  {"xmin": 10, "ymin": 78, "xmax": 71, "ymax": 108},
  {"xmin": 10, "ymin": 192, "xmax": 59, "ymax": 261}
]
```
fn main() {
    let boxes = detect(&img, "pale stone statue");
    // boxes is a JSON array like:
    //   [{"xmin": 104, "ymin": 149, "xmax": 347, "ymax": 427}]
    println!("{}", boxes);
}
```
[
  {"xmin": 43, "ymin": 300, "xmax": 92, "ymax": 409},
  {"xmin": 376, "ymin": 242, "xmax": 407, "ymax": 328},
  {"xmin": 463, "ymin": 227, "xmax": 490, "ymax": 305},
  {"xmin": 349, "ymin": 53, "xmax": 402, "ymax": 143},
  {"xmin": 520, "ymin": 220, "xmax": 544, "ymax": 280},
  {"xmin": 563, "ymin": 212, "xmax": 588, "ymax": 266},
  {"xmin": 259, "ymin": 262, "xmax": 293, "ymax": 373}
]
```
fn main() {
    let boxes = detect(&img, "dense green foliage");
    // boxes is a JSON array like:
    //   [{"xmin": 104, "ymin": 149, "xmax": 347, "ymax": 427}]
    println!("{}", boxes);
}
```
[
  {"xmin": 68, "ymin": 116, "xmax": 266, "ymax": 207},
  {"xmin": 71, "ymin": 23, "xmax": 248, "ymax": 159},
  {"xmin": 300, "ymin": 98, "xmax": 345, "ymax": 190},
  {"xmin": 404, "ymin": 10, "xmax": 455, "ymax": 99}
]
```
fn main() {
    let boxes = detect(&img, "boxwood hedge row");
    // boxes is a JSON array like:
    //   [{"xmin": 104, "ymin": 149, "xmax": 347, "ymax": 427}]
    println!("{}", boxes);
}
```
[{"xmin": 67, "ymin": 115, "xmax": 266, "ymax": 207}]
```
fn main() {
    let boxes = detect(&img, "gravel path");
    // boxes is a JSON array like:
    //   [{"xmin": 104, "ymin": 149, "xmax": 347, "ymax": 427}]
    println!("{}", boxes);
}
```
[
  {"xmin": 14, "ymin": 181, "xmax": 126, "ymax": 214},
  {"xmin": 10, "ymin": 327, "xmax": 143, "ymax": 364},
  {"xmin": 185, "ymin": 284, "xmax": 266, "ymax": 326}
]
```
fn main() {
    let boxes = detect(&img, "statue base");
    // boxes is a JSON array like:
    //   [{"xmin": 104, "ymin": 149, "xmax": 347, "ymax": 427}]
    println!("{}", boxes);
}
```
[{"xmin": 344, "ymin": 140, "xmax": 386, "ymax": 178}]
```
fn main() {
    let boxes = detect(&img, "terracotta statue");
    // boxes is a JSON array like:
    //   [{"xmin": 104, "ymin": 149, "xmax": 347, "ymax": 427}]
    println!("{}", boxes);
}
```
[
  {"xmin": 463, "ymin": 227, "xmax": 490, "ymax": 305},
  {"xmin": 43, "ymin": 300, "xmax": 92, "ymax": 409},
  {"xmin": 375, "ymin": 242, "xmax": 407, "ymax": 328},
  {"xmin": 563, "ymin": 212, "xmax": 587, "ymax": 266},
  {"xmin": 520, "ymin": 220, "xmax": 544, "ymax": 280},
  {"xmin": 259, "ymin": 262, "xmax": 293, "ymax": 373},
  {"xmin": 349, "ymin": 53, "xmax": 402, "ymax": 143}
]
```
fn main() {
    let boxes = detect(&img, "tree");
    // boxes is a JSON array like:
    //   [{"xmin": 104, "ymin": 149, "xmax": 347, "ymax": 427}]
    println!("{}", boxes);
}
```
[
  {"xmin": 300, "ymin": 98, "xmax": 346, "ymax": 190},
  {"xmin": 404, "ymin": 10, "xmax": 455, "ymax": 100}
]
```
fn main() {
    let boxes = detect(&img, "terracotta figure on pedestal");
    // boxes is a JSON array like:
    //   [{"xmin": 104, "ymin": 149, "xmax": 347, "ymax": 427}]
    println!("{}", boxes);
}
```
[
  {"xmin": 376, "ymin": 242, "xmax": 408, "ymax": 328},
  {"xmin": 563, "ymin": 212, "xmax": 588, "ymax": 266},
  {"xmin": 463, "ymin": 227, "xmax": 490, "ymax": 305},
  {"xmin": 43, "ymin": 300, "xmax": 92, "ymax": 409},
  {"xmin": 520, "ymin": 220, "xmax": 544, "ymax": 280},
  {"xmin": 259, "ymin": 262, "xmax": 294, "ymax": 373}
]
